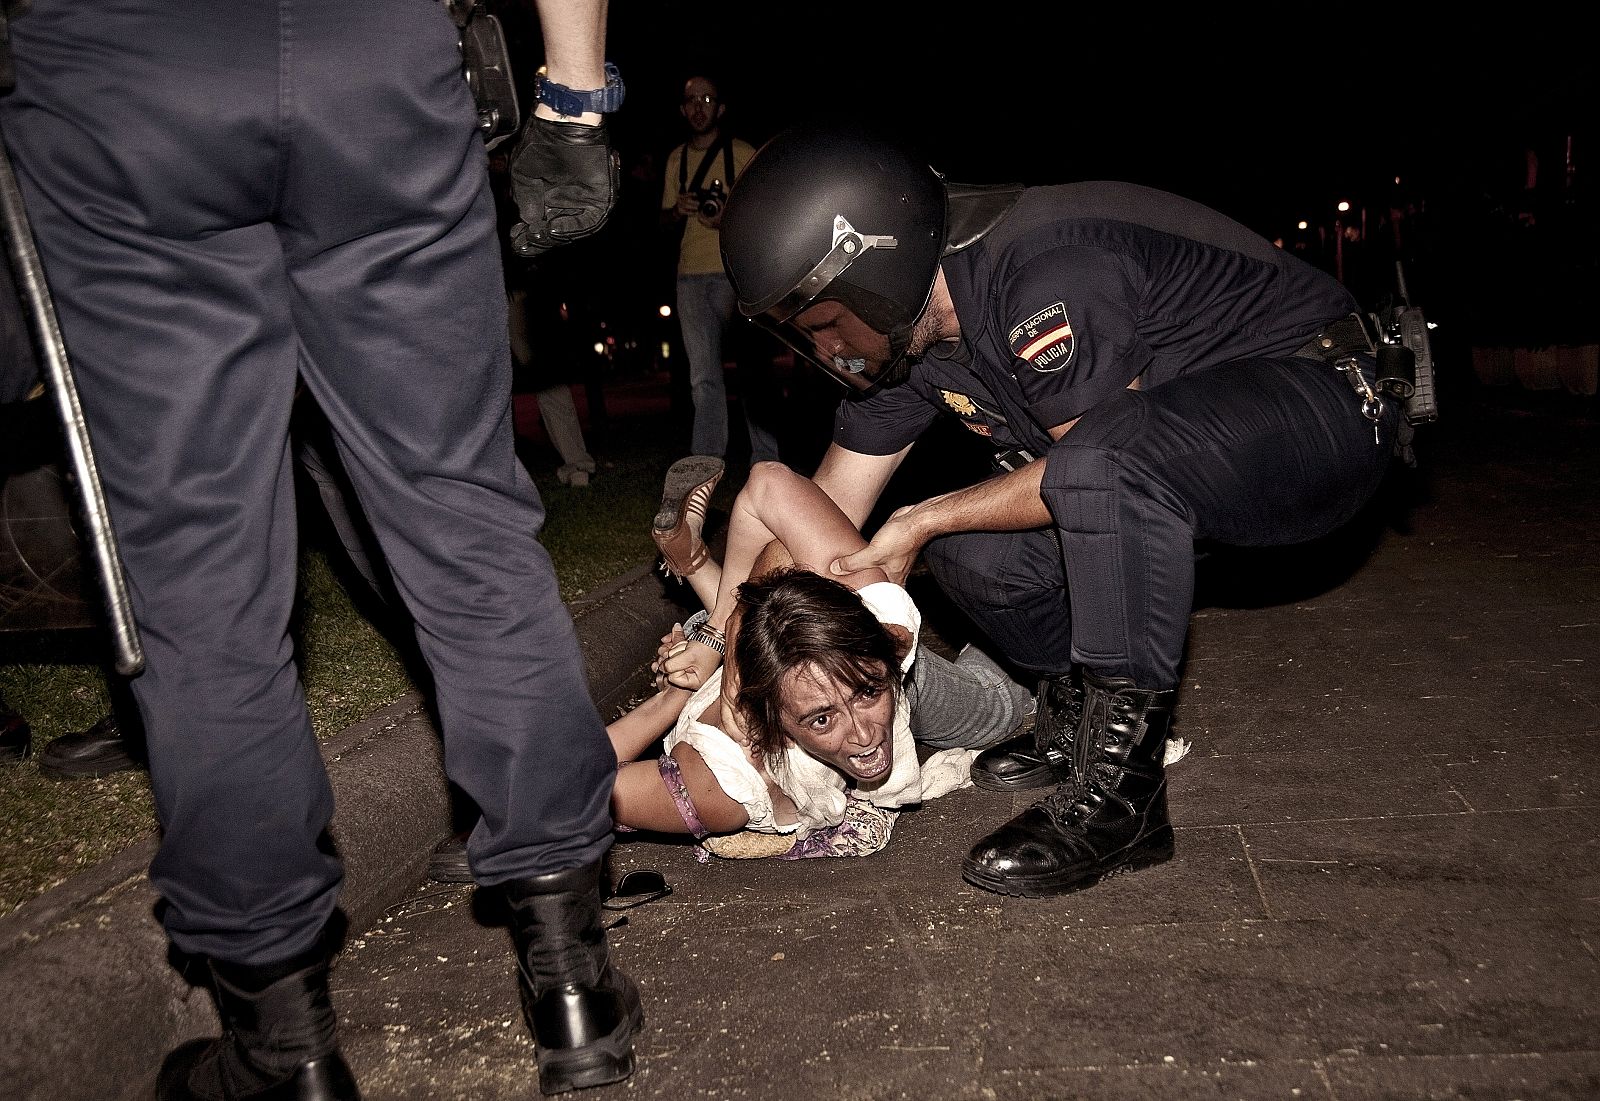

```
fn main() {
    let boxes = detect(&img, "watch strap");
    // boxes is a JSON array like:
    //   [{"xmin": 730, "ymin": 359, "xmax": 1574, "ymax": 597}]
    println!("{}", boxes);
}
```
[{"xmin": 534, "ymin": 61, "xmax": 625, "ymax": 117}]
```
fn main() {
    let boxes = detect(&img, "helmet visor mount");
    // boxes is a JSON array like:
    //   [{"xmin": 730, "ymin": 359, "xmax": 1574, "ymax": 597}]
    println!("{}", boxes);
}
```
[{"xmin": 746, "ymin": 214, "xmax": 907, "ymax": 394}]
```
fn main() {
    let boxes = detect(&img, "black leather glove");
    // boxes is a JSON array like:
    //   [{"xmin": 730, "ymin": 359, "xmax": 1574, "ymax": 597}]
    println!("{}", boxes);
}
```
[{"xmin": 507, "ymin": 114, "xmax": 620, "ymax": 258}]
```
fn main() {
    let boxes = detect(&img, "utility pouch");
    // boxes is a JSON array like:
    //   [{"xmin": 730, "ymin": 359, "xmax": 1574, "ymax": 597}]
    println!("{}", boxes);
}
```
[
  {"xmin": 447, "ymin": 0, "xmax": 519, "ymax": 151},
  {"xmin": 1374, "ymin": 341, "xmax": 1416, "ymax": 402}
]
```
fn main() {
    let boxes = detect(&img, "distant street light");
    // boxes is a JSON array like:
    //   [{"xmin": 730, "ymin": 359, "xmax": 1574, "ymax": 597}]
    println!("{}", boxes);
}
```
[{"xmin": 1334, "ymin": 201, "xmax": 1350, "ymax": 284}]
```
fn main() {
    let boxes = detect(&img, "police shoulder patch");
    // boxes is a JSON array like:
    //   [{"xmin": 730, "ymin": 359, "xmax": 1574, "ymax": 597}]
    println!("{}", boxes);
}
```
[{"xmin": 1008, "ymin": 301, "xmax": 1075, "ymax": 373}]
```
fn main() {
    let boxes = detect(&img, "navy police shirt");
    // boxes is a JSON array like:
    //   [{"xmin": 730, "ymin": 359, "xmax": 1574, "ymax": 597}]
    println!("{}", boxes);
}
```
[{"xmin": 835, "ymin": 181, "xmax": 1358, "ymax": 459}]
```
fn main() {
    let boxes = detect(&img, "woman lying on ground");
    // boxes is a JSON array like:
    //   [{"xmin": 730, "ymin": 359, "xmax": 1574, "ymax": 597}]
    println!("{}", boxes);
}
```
[
  {"xmin": 602, "ymin": 457, "xmax": 1027, "ymax": 859},
  {"xmin": 650, "ymin": 457, "xmax": 1033, "ymax": 762}
]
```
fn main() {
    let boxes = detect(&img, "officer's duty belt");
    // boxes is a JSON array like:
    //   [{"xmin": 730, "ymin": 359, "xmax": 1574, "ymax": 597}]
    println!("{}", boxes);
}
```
[
  {"xmin": 1293, "ymin": 312, "xmax": 1377, "ymax": 364},
  {"xmin": 1296, "ymin": 312, "xmax": 1391, "ymax": 442}
]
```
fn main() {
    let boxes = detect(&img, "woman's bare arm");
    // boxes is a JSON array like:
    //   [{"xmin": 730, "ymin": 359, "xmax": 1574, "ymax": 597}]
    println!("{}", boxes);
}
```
[
  {"xmin": 606, "ymin": 686, "xmax": 691, "ymax": 764},
  {"xmin": 609, "ymin": 743, "xmax": 750, "ymax": 835}
]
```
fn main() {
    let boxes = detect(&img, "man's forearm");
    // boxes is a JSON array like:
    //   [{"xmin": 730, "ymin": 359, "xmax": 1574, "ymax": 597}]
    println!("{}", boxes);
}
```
[
  {"xmin": 900, "ymin": 460, "xmax": 1052, "ymax": 543},
  {"xmin": 532, "ymin": 0, "xmax": 607, "ymax": 87},
  {"xmin": 531, "ymin": 0, "xmax": 607, "ymax": 123}
]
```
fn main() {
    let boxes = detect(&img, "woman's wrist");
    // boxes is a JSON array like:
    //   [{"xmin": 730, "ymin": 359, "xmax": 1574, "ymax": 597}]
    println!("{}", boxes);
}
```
[{"xmin": 689, "ymin": 625, "xmax": 726, "ymax": 656}]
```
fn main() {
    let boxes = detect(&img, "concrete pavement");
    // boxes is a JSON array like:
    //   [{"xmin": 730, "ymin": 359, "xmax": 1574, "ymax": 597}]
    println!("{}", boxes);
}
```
[{"xmin": 4, "ymin": 380, "xmax": 1598, "ymax": 1100}]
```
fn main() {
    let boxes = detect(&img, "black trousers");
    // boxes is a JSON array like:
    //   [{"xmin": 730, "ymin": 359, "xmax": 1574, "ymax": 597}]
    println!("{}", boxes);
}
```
[
  {"xmin": 923, "ymin": 354, "xmax": 1399, "ymax": 689},
  {"xmin": 1, "ymin": 0, "xmax": 617, "ymax": 964}
]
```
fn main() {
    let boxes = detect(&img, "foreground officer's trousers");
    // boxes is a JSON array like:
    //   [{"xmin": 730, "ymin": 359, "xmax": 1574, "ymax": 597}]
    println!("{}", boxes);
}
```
[{"xmin": 1, "ymin": 0, "xmax": 618, "ymax": 964}]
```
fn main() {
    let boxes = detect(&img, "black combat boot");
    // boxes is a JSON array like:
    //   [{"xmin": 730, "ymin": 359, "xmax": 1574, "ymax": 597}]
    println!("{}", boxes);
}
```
[
  {"xmin": 969, "ymin": 667, "xmax": 1082, "ymax": 793},
  {"xmin": 503, "ymin": 862, "xmax": 644, "ymax": 1095},
  {"xmin": 961, "ymin": 671, "xmax": 1176, "ymax": 897},
  {"xmin": 157, "ymin": 949, "xmax": 360, "ymax": 1100}
]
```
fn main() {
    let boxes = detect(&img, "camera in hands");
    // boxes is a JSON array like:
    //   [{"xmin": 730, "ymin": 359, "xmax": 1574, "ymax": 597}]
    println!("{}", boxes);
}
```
[{"xmin": 695, "ymin": 179, "xmax": 728, "ymax": 219}]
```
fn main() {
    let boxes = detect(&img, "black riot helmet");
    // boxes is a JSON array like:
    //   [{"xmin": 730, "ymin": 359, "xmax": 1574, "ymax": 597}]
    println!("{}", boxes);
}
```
[{"xmin": 719, "ymin": 124, "xmax": 947, "ymax": 395}]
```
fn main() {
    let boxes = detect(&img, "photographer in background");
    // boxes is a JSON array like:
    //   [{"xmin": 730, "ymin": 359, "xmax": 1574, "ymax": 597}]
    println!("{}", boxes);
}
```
[{"xmin": 660, "ymin": 74, "xmax": 779, "ymax": 468}]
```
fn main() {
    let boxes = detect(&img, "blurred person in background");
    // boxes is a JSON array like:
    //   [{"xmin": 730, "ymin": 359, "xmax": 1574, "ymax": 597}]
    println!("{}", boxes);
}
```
[{"xmin": 660, "ymin": 73, "xmax": 780, "ymax": 468}]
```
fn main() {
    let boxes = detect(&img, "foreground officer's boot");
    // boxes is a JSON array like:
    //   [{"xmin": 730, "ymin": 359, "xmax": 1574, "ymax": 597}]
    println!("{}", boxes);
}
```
[
  {"xmin": 969, "ymin": 668, "xmax": 1083, "ymax": 792},
  {"xmin": 157, "ymin": 950, "xmax": 360, "ymax": 1100},
  {"xmin": 503, "ymin": 862, "xmax": 644, "ymax": 1095},
  {"xmin": 962, "ymin": 671, "xmax": 1176, "ymax": 897}
]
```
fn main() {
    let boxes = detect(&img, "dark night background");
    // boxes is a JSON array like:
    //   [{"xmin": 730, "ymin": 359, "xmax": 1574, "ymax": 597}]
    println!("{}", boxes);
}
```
[{"xmin": 496, "ymin": 3, "xmax": 1597, "ymax": 352}]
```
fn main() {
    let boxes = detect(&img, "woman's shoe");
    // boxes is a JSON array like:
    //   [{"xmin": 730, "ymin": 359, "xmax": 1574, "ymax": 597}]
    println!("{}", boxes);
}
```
[{"xmin": 651, "ymin": 455, "xmax": 724, "ymax": 580}]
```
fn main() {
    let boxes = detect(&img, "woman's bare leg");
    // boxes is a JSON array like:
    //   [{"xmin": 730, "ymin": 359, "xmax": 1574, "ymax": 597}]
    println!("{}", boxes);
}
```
[
  {"xmin": 663, "ymin": 461, "xmax": 890, "ymax": 691},
  {"xmin": 708, "ymin": 462, "xmax": 886, "ymax": 630}
]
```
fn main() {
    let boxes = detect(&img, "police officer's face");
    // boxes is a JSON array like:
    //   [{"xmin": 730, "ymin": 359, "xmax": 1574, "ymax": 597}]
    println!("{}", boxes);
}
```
[{"xmin": 791, "ymin": 300, "xmax": 895, "ymax": 389}]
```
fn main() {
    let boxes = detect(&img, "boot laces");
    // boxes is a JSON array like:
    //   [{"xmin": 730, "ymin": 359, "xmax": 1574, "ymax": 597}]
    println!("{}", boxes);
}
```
[
  {"xmin": 513, "ymin": 892, "xmax": 607, "ymax": 990},
  {"xmin": 521, "ymin": 938, "xmax": 603, "ymax": 990}
]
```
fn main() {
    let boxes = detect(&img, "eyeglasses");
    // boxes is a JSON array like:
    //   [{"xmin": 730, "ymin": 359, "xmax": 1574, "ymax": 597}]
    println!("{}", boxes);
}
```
[
  {"xmin": 682, "ymin": 94, "xmax": 718, "ymax": 107},
  {"xmin": 602, "ymin": 869, "xmax": 672, "ymax": 912}
]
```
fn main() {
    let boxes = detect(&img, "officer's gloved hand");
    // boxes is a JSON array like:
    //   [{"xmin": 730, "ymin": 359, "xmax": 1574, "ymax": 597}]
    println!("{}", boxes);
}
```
[{"xmin": 508, "ymin": 115, "xmax": 620, "ymax": 258}]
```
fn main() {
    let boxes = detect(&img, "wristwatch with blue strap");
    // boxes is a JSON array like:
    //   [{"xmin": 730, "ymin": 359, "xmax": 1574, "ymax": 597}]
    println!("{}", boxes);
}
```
[{"xmin": 533, "ymin": 61, "xmax": 625, "ymax": 117}]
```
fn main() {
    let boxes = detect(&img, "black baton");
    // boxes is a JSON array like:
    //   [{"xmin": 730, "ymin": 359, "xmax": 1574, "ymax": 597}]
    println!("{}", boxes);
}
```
[{"xmin": 0, "ymin": 132, "xmax": 144, "ymax": 675}]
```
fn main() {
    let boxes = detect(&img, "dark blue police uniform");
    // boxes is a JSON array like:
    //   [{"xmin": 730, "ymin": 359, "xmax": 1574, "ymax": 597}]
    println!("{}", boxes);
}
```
[
  {"xmin": 837, "ymin": 182, "xmax": 1398, "ymax": 688},
  {"xmin": 0, "ymin": 0, "xmax": 618, "ymax": 965}
]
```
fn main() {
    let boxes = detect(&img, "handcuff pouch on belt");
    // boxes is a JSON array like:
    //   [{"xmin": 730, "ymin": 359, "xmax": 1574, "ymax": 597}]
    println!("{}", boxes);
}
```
[{"xmin": 1297, "ymin": 313, "xmax": 1391, "ymax": 446}]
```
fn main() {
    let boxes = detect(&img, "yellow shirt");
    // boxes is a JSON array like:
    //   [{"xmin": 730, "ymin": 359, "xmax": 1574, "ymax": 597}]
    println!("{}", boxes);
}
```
[{"xmin": 661, "ymin": 137, "xmax": 756, "ymax": 276}]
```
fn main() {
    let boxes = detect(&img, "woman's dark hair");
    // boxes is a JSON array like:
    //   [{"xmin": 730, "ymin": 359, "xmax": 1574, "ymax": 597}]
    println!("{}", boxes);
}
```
[{"xmin": 731, "ymin": 567, "xmax": 902, "ymax": 768}]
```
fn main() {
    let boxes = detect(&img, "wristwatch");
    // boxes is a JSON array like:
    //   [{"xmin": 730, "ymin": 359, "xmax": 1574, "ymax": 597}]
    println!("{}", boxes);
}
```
[
  {"xmin": 533, "ymin": 61, "xmax": 625, "ymax": 117},
  {"xmin": 682, "ymin": 609, "xmax": 726, "ymax": 657}
]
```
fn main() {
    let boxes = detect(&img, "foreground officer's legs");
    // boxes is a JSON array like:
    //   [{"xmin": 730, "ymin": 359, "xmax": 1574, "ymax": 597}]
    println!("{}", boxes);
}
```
[
  {"xmin": 3, "ymin": 2, "xmax": 637, "ymax": 1093},
  {"xmin": 282, "ymin": 3, "xmax": 637, "ymax": 1091},
  {"xmin": 4, "ymin": 5, "xmax": 356, "ymax": 1093},
  {"xmin": 965, "ymin": 358, "xmax": 1397, "ymax": 895}
]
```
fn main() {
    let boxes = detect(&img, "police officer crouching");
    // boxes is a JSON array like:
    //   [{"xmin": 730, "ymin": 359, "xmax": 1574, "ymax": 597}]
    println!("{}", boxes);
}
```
[{"xmin": 717, "ymin": 126, "xmax": 1406, "ymax": 898}]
